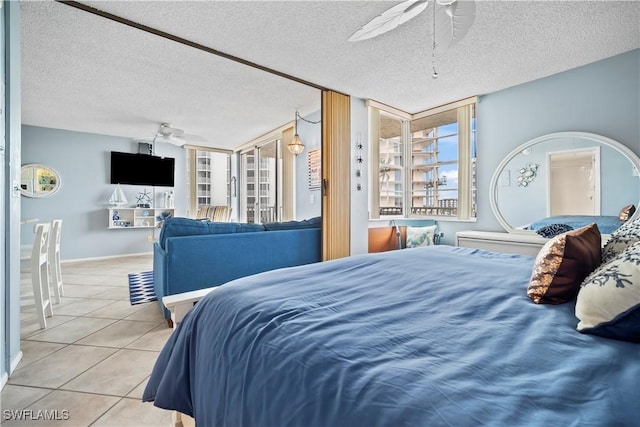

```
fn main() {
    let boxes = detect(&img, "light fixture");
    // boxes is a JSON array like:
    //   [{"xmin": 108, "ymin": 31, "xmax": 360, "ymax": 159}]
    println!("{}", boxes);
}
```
[{"xmin": 288, "ymin": 111, "xmax": 306, "ymax": 155}]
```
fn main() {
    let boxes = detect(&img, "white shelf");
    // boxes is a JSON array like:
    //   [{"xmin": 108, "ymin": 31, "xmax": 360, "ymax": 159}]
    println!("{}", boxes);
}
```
[{"xmin": 108, "ymin": 208, "xmax": 174, "ymax": 229}]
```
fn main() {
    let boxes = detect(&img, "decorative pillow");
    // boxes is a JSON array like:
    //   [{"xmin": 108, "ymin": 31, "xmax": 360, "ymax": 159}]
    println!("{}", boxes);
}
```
[
  {"xmin": 601, "ymin": 217, "xmax": 640, "ymax": 263},
  {"xmin": 406, "ymin": 225, "xmax": 438, "ymax": 248},
  {"xmin": 527, "ymin": 223, "xmax": 601, "ymax": 304},
  {"xmin": 618, "ymin": 204, "xmax": 636, "ymax": 222},
  {"xmin": 576, "ymin": 241, "xmax": 640, "ymax": 343},
  {"xmin": 263, "ymin": 216, "xmax": 322, "ymax": 231},
  {"xmin": 535, "ymin": 223, "xmax": 574, "ymax": 238}
]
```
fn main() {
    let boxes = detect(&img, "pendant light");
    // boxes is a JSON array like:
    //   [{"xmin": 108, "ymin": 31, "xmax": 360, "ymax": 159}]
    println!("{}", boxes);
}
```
[{"xmin": 288, "ymin": 111, "xmax": 305, "ymax": 155}]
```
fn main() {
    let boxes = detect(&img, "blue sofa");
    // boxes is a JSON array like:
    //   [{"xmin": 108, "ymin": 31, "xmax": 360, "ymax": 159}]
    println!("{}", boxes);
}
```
[{"xmin": 153, "ymin": 217, "xmax": 322, "ymax": 319}]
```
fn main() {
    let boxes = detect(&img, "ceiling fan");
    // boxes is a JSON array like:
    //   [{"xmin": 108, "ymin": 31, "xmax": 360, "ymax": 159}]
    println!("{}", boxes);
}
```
[
  {"xmin": 349, "ymin": 0, "xmax": 475, "ymax": 51},
  {"xmin": 137, "ymin": 123, "xmax": 207, "ymax": 147}
]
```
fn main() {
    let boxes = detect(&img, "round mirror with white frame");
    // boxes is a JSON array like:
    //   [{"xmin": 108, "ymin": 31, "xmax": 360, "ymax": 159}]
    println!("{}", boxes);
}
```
[
  {"xmin": 490, "ymin": 131, "xmax": 640, "ymax": 235},
  {"xmin": 20, "ymin": 164, "xmax": 62, "ymax": 198}
]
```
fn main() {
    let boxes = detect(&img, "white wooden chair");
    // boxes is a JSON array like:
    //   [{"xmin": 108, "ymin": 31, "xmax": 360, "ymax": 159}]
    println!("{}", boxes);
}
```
[
  {"xmin": 48, "ymin": 219, "xmax": 64, "ymax": 303},
  {"xmin": 31, "ymin": 222, "xmax": 53, "ymax": 329}
]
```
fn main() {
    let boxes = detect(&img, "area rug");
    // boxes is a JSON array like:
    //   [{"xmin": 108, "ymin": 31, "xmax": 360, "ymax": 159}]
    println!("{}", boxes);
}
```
[{"xmin": 128, "ymin": 271, "xmax": 157, "ymax": 305}]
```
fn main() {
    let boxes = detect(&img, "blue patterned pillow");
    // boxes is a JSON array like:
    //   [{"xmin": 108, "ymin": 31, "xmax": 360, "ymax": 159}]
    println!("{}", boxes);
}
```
[
  {"xmin": 602, "ymin": 217, "xmax": 640, "ymax": 263},
  {"xmin": 576, "ymin": 241, "xmax": 640, "ymax": 343},
  {"xmin": 535, "ymin": 223, "xmax": 574, "ymax": 238}
]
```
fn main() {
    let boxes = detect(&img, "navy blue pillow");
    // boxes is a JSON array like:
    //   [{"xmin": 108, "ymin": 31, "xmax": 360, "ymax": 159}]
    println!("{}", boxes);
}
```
[
  {"xmin": 536, "ymin": 223, "xmax": 574, "ymax": 238},
  {"xmin": 263, "ymin": 216, "xmax": 322, "ymax": 231}
]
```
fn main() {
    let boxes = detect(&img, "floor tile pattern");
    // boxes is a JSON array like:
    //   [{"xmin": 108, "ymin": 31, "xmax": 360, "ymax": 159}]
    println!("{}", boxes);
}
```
[{"xmin": 2, "ymin": 254, "xmax": 175, "ymax": 427}]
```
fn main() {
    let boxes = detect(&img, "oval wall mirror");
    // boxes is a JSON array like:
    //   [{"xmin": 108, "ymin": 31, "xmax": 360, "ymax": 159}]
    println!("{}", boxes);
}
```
[
  {"xmin": 20, "ymin": 164, "xmax": 62, "ymax": 198},
  {"xmin": 490, "ymin": 132, "xmax": 640, "ymax": 235}
]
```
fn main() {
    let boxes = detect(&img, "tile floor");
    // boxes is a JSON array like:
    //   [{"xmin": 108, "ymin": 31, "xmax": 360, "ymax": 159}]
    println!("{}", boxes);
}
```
[{"xmin": 2, "ymin": 254, "xmax": 177, "ymax": 426}]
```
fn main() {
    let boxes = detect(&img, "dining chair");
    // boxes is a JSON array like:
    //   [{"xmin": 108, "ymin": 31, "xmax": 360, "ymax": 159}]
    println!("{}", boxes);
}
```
[
  {"xmin": 31, "ymin": 222, "xmax": 53, "ymax": 329},
  {"xmin": 48, "ymin": 219, "xmax": 64, "ymax": 304}
]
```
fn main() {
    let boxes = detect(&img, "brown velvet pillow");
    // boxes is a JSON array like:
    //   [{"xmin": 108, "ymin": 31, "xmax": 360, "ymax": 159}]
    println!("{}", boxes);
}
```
[
  {"xmin": 527, "ymin": 223, "xmax": 602, "ymax": 304},
  {"xmin": 618, "ymin": 204, "xmax": 636, "ymax": 221}
]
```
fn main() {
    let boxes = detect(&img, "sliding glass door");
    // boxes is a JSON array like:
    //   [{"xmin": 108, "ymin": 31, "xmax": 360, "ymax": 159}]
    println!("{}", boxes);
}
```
[{"xmin": 240, "ymin": 139, "xmax": 281, "ymax": 223}]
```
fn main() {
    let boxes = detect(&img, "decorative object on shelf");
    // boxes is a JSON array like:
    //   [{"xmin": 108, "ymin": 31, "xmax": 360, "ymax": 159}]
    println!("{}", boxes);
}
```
[
  {"xmin": 112, "ymin": 210, "xmax": 120, "ymax": 221},
  {"xmin": 288, "ymin": 111, "xmax": 321, "ymax": 156},
  {"xmin": 136, "ymin": 188, "xmax": 152, "ymax": 208},
  {"xmin": 109, "ymin": 183, "xmax": 128, "ymax": 207},
  {"xmin": 162, "ymin": 190, "xmax": 175, "ymax": 208},
  {"xmin": 517, "ymin": 163, "xmax": 539, "ymax": 187}
]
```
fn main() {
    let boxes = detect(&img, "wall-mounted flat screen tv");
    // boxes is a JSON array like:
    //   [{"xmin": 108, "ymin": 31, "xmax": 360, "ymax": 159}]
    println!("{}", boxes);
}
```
[{"xmin": 110, "ymin": 151, "xmax": 175, "ymax": 187}]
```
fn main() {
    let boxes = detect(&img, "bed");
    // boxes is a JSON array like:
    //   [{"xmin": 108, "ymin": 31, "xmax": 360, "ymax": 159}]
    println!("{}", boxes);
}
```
[
  {"xmin": 524, "ymin": 214, "xmax": 624, "ymax": 234},
  {"xmin": 143, "ymin": 245, "xmax": 640, "ymax": 427}
]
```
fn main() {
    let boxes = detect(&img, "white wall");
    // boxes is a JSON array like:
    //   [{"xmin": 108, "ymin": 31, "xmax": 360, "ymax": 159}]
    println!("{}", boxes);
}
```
[{"xmin": 350, "ymin": 98, "xmax": 369, "ymax": 255}]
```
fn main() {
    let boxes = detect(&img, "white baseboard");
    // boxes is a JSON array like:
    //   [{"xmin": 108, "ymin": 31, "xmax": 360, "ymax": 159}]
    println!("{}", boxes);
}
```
[
  {"xmin": 9, "ymin": 350, "xmax": 23, "ymax": 374},
  {"xmin": 61, "ymin": 252, "xmax": 153, "ymax": 264}
]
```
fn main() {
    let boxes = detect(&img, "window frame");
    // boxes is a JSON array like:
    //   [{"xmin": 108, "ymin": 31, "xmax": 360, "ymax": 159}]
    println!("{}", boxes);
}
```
[
  {"xmin": 186, "ymin": 146, "xmax": 233, "ymax": 219},
  {"xmin": 369, "ymin": 97, "xmax": 477, "ymax": 221}
]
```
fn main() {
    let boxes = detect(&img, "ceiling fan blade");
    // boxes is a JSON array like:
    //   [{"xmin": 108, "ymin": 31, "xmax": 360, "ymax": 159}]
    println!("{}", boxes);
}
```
[
  {"xmin": 433, "ymin": 0, "xmax": 476, "ymax": 51},
  {"xmin": 156, "ymin": 135, "xmax": 186, "ymax": 147},
  {"xmin": 349, "ymin": 0, "xmax": 429, "ymax": 42},
  {"xmin": 181, "ymin": 134, "xmax": 208, "ymax": 144}
]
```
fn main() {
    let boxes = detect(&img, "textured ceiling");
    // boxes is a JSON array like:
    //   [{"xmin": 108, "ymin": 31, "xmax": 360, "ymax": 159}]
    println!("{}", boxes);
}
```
[{"xmin": 21, "ymin": 1, "xmax": 640, "ymax": 150}]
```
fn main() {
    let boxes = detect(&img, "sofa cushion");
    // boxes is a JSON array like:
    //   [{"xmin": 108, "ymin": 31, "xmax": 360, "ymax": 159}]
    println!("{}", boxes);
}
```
[
  {"xmin": 263, "ymin": 216, "xmax": 322, "ymax": 231},
  {"xmin": 159, "ymin": 217, "xmax": 265, "ymax": 249}
]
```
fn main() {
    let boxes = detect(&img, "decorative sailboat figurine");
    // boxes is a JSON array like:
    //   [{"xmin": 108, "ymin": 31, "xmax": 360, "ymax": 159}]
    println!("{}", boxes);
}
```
[{"xmin": 109, "ymin": 184, "xmax": 128, "ymax": 207}]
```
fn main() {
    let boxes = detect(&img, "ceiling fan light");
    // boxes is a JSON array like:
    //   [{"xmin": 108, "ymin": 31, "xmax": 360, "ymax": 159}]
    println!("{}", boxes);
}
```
[{"xmin": 288, "ymin": 134, "xmax": 305, "ymax": 155}]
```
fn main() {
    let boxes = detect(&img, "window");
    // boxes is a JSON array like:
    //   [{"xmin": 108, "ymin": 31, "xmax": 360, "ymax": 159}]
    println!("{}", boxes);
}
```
[
  {"xmin": 370, "ymin": 97, "xmax": 476, "ymax": 220},
  {"xmin": 187, "ymin": 148, "xmax": 232, "ymax": 217}
]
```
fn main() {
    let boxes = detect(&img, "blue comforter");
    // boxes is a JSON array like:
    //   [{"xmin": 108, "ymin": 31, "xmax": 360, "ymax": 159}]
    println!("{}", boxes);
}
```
[{"xmin": 143, "ymin": 246, "xmax": 640, "ymax": 427}]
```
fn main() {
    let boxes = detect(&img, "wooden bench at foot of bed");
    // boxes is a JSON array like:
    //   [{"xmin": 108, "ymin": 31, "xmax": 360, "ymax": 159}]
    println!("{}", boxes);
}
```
[{"xmin": 162, "ymin": 287, "xmax": 219, "ymax": 328}]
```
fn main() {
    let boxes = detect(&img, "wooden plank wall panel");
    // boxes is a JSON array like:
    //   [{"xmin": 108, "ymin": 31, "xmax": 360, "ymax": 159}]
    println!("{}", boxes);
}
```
[{"xmin": 322, "ymin": 91, "xmax": 351, "ymax": 261}]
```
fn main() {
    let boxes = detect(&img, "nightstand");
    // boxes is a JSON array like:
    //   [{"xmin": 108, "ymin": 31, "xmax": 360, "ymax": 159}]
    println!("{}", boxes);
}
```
[{"xmin": 456, "ymin": 230, "xmax": 548, "ymax": 257}]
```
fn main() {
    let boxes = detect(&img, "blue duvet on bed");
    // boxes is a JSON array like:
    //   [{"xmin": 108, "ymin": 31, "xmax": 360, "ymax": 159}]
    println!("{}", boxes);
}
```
[{"xmin": 143, "ymin": 246, "xmax": 640, "ymax": 427}]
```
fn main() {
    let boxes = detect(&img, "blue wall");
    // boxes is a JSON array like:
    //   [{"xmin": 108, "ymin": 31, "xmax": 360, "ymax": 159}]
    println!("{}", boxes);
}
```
[
  {"xmin": 21, "ymin": 126, "xmax": 187, "ymax": 260},
  {"xmin": 438, "ymin": 49, "xmax": 640, "ymax": 243}
]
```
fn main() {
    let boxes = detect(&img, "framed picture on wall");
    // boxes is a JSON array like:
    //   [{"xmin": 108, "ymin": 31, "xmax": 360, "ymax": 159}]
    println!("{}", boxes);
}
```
[{"xmin": 308, "ymin": 148, "xmax": 321, "ymax": 190}]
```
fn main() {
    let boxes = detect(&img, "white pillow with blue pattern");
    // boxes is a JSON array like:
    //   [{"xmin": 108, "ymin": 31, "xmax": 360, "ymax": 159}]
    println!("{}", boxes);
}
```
[
  {"xmin": 406, "ymin": 225, "xmax": 438, "ymax": 248},
  {"xmin": 601, "ymin": 217, "xmax": 640, "ymax": 263},
  {"xmin": 575, "ymin": 241, "xmax": 640, "ymax": 343}
]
